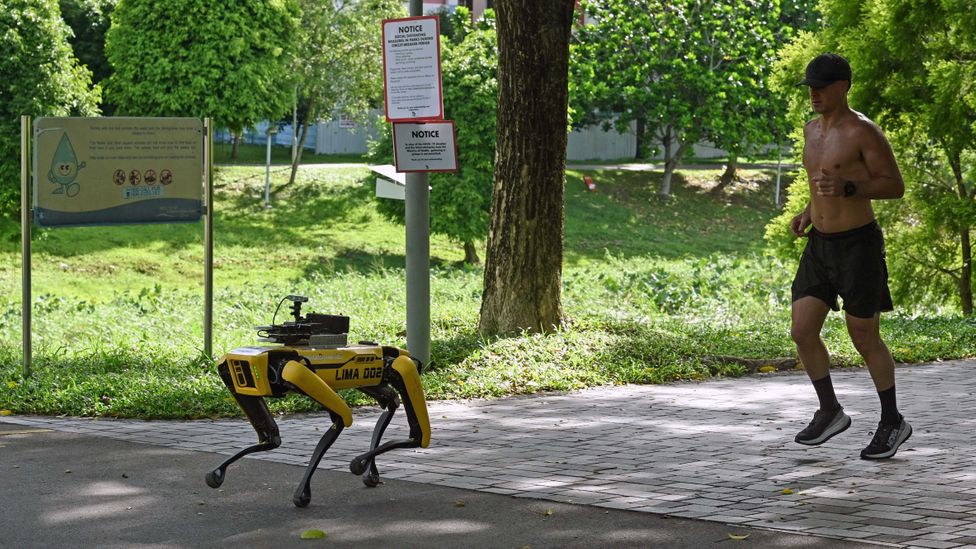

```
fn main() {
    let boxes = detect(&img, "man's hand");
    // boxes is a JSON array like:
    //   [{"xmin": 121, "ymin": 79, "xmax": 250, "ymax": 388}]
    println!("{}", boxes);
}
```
[
  {"xmin": 813, "ymin": 168, "xmax": 844, "ymax": 197},
  {"xmin": 791, "ymin": 208, "xmax": 811, "ymax": 237}
]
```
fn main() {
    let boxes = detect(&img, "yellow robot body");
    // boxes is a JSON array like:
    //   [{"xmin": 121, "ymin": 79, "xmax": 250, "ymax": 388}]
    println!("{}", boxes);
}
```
[
  {"xmin": 207, "ymin": 296, "xmax": 431, "ymax": 507},
  {"xmin": 223, "ymin": 344, "xmax": 391, "ymax": 396}
]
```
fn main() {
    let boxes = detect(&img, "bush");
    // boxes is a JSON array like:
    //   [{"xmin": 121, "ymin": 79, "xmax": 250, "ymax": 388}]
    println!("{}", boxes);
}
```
[{"xmin": 0, "ymin": 0, "xmax": 100, "ymax": 222}]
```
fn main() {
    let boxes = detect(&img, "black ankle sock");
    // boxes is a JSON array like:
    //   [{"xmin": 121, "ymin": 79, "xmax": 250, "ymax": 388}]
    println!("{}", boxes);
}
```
[
  {"xmin": 812, "ymin": 375, "xmax": 840, "ymax": 411},
  {"xmin": 878, "ymin": 385, "xmax": 901, "ymax": 425}
]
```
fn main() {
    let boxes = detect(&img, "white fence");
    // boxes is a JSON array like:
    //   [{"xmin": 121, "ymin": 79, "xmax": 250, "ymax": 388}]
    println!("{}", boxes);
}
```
[{"xmin": 218, "ymin": 117, "xmax": 751, "ymax": 161}]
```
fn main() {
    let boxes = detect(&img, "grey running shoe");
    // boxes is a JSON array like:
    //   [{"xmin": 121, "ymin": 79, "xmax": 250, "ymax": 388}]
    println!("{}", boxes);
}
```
[
  {"xmin": 860, "ymin": 418, "xmax": 912, "ymax": 460},
  {"xmin": 795, "ymin": 407, "xmax": 851, "ymax": 446}
]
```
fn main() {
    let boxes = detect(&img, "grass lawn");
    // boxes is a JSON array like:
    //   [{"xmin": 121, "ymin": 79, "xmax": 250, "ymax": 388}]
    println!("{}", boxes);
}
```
[
  {"xmin": 213, "ymin": 142, "xmax": 366, "ymax": 165},
  {"xmin": 2, "ymin": 164, "xmax": 973, "ymax": 418}
]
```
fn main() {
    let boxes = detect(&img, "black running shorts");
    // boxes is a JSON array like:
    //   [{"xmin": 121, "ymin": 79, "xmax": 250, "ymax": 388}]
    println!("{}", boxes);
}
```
[{"xmin": 791, "ymin": 220, "xmax": 893, "ymax": 318}]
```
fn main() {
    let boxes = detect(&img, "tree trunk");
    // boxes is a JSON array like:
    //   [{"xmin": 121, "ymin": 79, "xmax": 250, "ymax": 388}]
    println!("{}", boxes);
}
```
[
  {"xmin": 658, "ymin": 126, "xmax": 688, "ymax": 198},
  {"xmin": 960, "ymin": 227, "xmax": 972, "ymax": 316},
  {"xmin": 659, "ymin": 126, "xmax": 673, "ymax": 196},
  {"xmin": 635, "ymin": 116, "xmax": 646, "ymax": 160},
  {"xmin": 231, "ymin": 133, "xmax": 240, "ymax": 161},
  {"xmin": 463, "ymin": 241, "xmax": 480, "ymax": 265},
  {"xmin": 479, "ymin": 0, "xmax": 575, "ymax": 336},
  {"xmin": 950, "ymin": 152, "xmax": 973, "ymax": 315},
  {"xmin": 289, "ymin": 105, "xmax": 315, "ymax": 186},
  {"xmin": 711, "ymin": 153, "xmax": 739, "ymax": 195}
]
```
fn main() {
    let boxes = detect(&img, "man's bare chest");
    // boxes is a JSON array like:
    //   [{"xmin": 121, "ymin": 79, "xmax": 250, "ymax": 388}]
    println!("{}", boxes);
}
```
[{"xmin": 803, "ymin": 130, "xmax": 862, "ymax": 172}]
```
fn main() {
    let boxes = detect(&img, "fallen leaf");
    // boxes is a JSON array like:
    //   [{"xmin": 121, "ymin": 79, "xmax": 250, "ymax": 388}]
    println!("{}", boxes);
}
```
[
  {"xmin": 728, "ymin": 533, "xmax": 750, "ymax": 541},
  {"xmin": 300, "ymin": 529, "xmax": 327, "ymax": 540},
  {"xmin": 453, "ymin": 500, "xmax": 466, "ymax": 507},
  {"xmin": 758, "ymin": 365, "xmax": 776, "ymax": 373},
  {"xmin": 0, "ymin": 410, "xmax": 12, "ymax": 416},
  {"xmin": 781, "ymin": 488, "xmax": 794, "ymax": 495},
  {"xmin": 542, "ymin": 509, "xmax": 553, "ymax": 517}
]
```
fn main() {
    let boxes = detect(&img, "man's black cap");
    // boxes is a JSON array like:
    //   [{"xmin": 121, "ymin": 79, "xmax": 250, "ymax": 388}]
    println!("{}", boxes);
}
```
[{"xmin": 798, "ymin": 53, "xmax": 852, "ymax": 88}]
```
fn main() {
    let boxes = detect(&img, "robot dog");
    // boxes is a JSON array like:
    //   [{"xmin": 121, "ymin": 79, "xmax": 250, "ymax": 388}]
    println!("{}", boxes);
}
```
[{"xmin": 206, "ymin": 295, "xmax": 430, "ymax": 507}]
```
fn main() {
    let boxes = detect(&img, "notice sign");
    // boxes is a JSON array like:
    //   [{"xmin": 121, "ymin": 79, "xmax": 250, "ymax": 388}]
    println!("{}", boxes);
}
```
[
  {"xmin": 382, "ymin": 16, "xmax": 443, "ymax": 121},
  {"xmin": 32, "ymin": 117, "xmax": 204, "ymax": 227},
  {"xmin": 393, "ymin": 121, "xmax": 458, "ymax": 173}
]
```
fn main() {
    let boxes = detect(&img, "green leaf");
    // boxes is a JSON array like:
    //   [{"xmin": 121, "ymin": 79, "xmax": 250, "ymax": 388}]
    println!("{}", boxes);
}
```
[{"xmin": 300, "ymin": 529, "xmax": 327, "ymax": 539}]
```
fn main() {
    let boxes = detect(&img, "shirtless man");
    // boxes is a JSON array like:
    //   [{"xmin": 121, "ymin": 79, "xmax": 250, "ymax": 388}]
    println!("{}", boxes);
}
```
[{"xmin": 790, "ymin": 53, "xmax": 911, "ymax": 459}]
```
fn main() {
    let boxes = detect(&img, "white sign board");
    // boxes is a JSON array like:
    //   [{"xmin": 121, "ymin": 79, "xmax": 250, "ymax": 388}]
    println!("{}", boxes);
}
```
[
  {"xmin": 369, "ymin": 164, "xmax": 406, "ymax": 185},
  {"xmin": 382, "ymin": 16, "xmax": 443, "ymax": 122},
  {"xmin": 393, "ymin": 121, "xmax": 458, "ymax": 173},
  {"xmin": 375, "ymin": 178, "xmax": 405, "ymax": 200}
]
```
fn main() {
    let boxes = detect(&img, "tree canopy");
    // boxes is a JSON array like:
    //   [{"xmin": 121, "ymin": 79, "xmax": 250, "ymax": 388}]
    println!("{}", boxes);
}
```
[
  {"xmin": 0, "ymin": 0, "xmax": 100, "ymax": 220},
  {"xmin": 104, "ymin": 0, "xmax": 299, "ymax": 140},
  {"xmin": 59, "ymin": 0, "xmax": 117, "ymax": 91},
  {"xmin": 572, "ymin": 0, "xmax": 791, "ymax": 196},
  {"xmin": 285, "ymin": 0, "xmax": 404, "ymax": 185}
]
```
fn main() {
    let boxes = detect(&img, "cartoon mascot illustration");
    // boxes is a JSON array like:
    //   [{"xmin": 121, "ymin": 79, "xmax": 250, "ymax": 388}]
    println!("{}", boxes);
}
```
[{"xmin": 48, "ymin": 133, "xmax": 86, "ymax": 197}]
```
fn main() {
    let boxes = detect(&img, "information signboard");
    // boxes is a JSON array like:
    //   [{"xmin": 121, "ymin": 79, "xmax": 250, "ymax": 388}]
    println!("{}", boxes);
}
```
[
  {"xmin": 393, "ymin": 121, "xmax": 459, "ymax": 173},
  {"xmin": 382, "ymin": 16, "xmax": 443, "ymax": 122},
  {"xmin": 32, "ymin": 117, "xmax": 204, "ymax": 227}
]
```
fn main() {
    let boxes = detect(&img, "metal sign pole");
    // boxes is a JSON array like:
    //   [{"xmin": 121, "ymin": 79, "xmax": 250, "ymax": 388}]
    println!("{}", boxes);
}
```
[
  {"xmin": 21, "ymin": 115, "xmax": 32, "ymax": 377},
  {"xmin": 775, "ymin": 143, "xmax": 782, "ymax": 208},
  {"xmin": 405, "ymin": 171, "xmax": 431, "ymax": 366},
  {"xmin": 265, "ymin": 131, "xmax": 272, "ymax": 208},
  {"xmin": 204, "ymin": 118, "xmax": 214, "ymax": 358},
  {"xmin": 405, "ymin": 0, "xmax": 431, "ymax": 366}
]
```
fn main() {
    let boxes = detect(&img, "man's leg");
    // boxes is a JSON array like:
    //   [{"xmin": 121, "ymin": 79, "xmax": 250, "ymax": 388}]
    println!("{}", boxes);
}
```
[
  {"xmin": 844, "ymin": 312, "xmax": 895, "ymax": 393},
  {"xmin": 845, "ymin": 312, "xmax": 912, "ymax": 459},
  {"xmin": 791, "ymin": 296, "xmax": 831, "ymax": 381},
  {"xmin": 791, "ymin": 296, "xmax": 850, "ymax": 445}
]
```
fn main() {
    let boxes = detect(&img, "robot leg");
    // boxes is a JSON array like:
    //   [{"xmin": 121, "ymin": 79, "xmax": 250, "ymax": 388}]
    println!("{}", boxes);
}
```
[
  {"xmin": 349, "ymin": 356, "xmax": 431, "ymax": 473},
  {"xmin": 206, "ymin": 362, "xmax": 282, "ymax": 489},
  {"xmin": 281, "ymin": 360, "xmax": 353, "ymax": 507},
  {"xmin": 354, "ymin": 385, "xmax": 401, "ymax": 486}
]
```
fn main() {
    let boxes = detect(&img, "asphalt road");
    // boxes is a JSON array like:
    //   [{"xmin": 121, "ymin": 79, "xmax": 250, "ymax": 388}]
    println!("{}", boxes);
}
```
[{"xmin": 0, "ymin": 424, "xmax": 881, "ymax": 549}]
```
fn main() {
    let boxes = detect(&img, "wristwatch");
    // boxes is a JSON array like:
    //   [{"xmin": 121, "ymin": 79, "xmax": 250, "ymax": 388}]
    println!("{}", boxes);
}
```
[{"xmin": 843, "ymin": 180, "xmax": 857, "ymax": 197}]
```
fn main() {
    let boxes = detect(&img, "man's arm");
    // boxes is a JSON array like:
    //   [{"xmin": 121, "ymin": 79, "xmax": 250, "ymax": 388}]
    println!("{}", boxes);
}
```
[
  {"xmin": 791, "ymin": 203, "xmax": 812, "ymax": 237},
  {"xmin": 849, "ymin": 122, "xmax": 904, "ymax": 199}
]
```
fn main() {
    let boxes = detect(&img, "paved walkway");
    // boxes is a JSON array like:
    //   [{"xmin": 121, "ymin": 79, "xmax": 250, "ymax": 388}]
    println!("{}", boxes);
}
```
[{"xmin": 4, "ymin": 360, "xmax": 975, "ymax": 549}]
